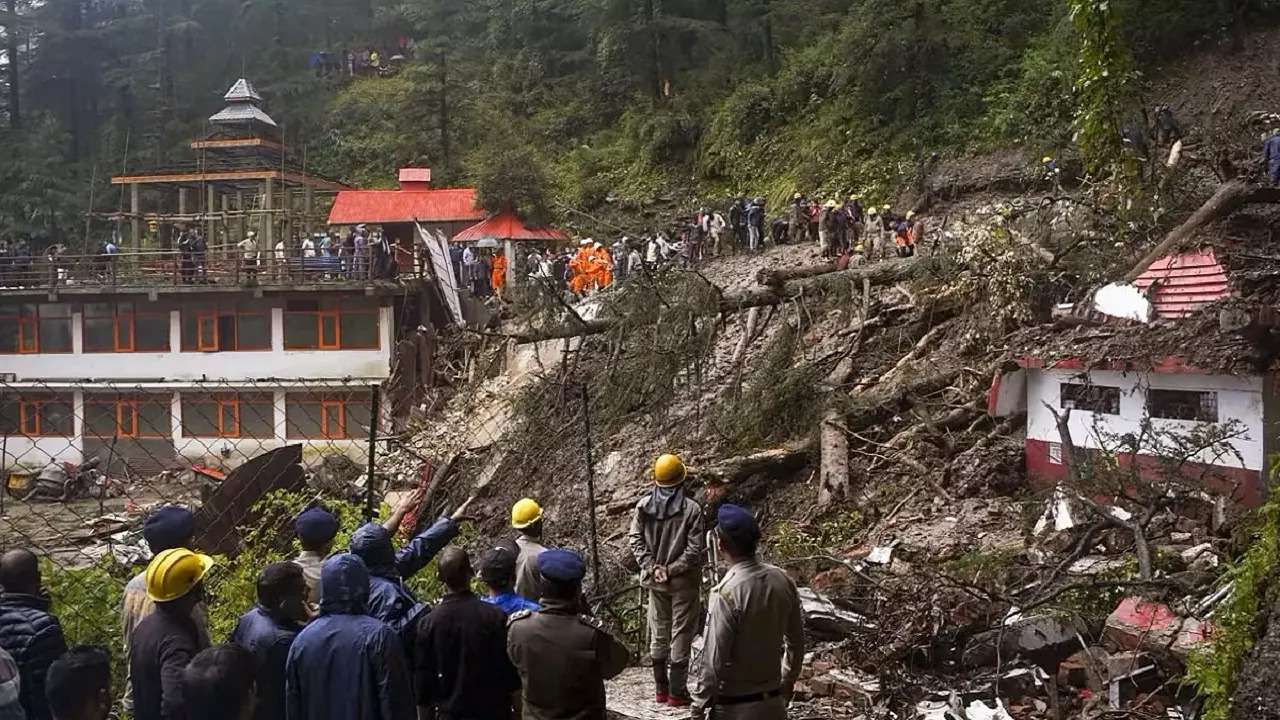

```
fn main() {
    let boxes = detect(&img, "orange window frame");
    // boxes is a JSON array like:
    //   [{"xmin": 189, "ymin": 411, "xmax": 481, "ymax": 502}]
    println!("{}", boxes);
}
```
[
  {"xmin": 89, "ymin": 397, "xmax": 169, "ymax": 438},
  {"xmin": 284, "ymin": 299, "xmax": 379, "ymax": 350},
  {"xmin": 287, "ymin": 394, "xmax": 360, "ymax": 439},
  {"xmin": 17, "ymin": 315, "xmax": 38, "ymax": 353},
  {"xmin": 89, "ymin": 303, "xmax": 170, "ymax": 353},
  {"xmin": 15, "ymin": 396, "xmax": 71, "ymax": 437},
  {"xmin": 196, "ymin": 311, "xmax": 220, "ymax": 351}
]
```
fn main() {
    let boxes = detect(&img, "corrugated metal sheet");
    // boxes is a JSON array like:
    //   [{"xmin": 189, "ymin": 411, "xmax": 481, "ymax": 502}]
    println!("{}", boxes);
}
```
[
  {"xmin": 327, "ymin": 188, "xmax": 485, "ymax": 224},
  {"xmin": 208, "ymin": 104, "xmax": 278, "ymax": 127},
  {"xmin": 452, "ymin": 210, "xmax": 569, "ymax": 243},
  {"xmin": 223, "ymin": 78, "xmax": 263, "ymax": 103},
  {"xmin": 1134, "ymin": 248, "xmax": 1231, "ymax": 319}
]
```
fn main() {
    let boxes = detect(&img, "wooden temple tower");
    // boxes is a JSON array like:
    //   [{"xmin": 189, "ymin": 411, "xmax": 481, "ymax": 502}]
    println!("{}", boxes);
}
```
[{"xmin": 110, "ymin": 79, "xmax": 346, "ymax": 250}]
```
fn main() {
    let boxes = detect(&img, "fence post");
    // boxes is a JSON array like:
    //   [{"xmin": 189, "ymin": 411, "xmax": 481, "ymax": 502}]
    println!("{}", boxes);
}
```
[
  {"xmin": 364, "ymin": 384, "xmax": 381, "ymax": 522},
  {"xmin": 579, "ymin": 383, "xmax": 602, "ymax": 590},
  {"xmin": 0, "ymin": 432, "xmax": 7, "ymax": 515}
]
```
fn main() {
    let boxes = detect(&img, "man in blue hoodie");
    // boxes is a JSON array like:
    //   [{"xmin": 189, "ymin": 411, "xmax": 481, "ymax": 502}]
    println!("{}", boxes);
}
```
[
  {"xmin": 284, "ymin": 554, "xmax": 413, "ymax": 720},
  {"xmin": 231, "ymin": 563, "xmax": 309, "ymax": 720},
  {"xmin": 346, "ymin": 496, "xmax": 473, "ymax": 645}
]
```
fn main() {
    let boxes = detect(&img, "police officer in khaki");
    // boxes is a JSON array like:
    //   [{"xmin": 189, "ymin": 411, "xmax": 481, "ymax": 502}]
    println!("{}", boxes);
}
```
[
  {"xmin": 507, "ymin": 548, "xmax": 630, "ymax": 720},
  {"xmin": 693, "ymin": 504, "xmax": 805, "ymax": 720},
  {"xmin": 629, "ymin": 453, "xmax": 705, "ymax": 707}
]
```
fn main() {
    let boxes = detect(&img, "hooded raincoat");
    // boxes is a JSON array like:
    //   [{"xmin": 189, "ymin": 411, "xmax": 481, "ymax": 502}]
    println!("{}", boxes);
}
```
[
  {"xmin": 284, "ymin": 554, "xmax": 414, "ymax": 720},
  {"xmin": 347, "ymin": 518, "xmax": 459, "ymax": 639}
]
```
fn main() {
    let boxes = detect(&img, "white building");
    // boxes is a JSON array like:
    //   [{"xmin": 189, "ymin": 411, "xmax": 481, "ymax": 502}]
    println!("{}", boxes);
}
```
[{"xmin": 0, "ymin": 278, "xmax": 409, "ymax": 477}]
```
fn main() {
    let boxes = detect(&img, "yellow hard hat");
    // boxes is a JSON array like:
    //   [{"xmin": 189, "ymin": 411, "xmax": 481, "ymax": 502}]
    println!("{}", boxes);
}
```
[
  {"xmin": 907, "ymin": 211, "xmax": 916, "ymax": 220},
  {"xmin": 824, "ymin": 200, "xmax": 838, "ymax": 208},
  {"xmin": 854, "ymin": 244, "xmax": 865, "ymax": 252},
  {"xmin": 511, "ymin": 498, "xmax": 543, "ymax": 529},
  {"xmin": 653, "ymin": 454, "xmax": 687, "ymax": 487},
  {"xmin": 1042, "ymin": 156, "xmax": 1053, "ymax": 164},
  {"xmin": 882, "ymin": 205, "xmax": 892, "ymax": 212},
  {"xmin": 145, "ymin": 548, "xmax": 214, "ymax": 603}
]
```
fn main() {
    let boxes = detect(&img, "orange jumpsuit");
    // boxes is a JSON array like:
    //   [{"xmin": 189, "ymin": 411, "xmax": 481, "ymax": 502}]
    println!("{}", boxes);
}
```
[
  {"xmin": 597, "ymin": 249, "xmax": 613, "ymax": 288},
  {"xmin": 570, "ymin": 247, "xmax": 591, "ymax": 293},
  {"xmin": 491, "ymin": 253, "xmax": 508, "ymax": 294}
]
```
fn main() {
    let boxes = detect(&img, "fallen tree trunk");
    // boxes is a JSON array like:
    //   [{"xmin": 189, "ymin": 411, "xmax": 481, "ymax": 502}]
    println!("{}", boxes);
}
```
[
  {"xmin": 1123, "ymin": 180, "xmax": 1280, "ymax": 282},
  {"xmin": 700, "ymin": 440, "xmax": 815, "ymax": 485},
  {"xmin": 755, "ymin": 257, "xmax": 918, "ymax": 287}
]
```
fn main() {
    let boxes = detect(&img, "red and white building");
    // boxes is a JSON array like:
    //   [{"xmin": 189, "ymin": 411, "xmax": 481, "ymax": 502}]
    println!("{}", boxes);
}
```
[{"xmin": 990, "ymin": 248, "xmax": 1274, "ymax": 507}]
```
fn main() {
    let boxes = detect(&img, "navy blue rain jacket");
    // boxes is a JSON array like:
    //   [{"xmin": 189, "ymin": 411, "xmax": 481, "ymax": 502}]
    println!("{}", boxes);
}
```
[
  {"xmin": 348, "ymin": 518, "xmax": 459, "ymax": 638},
  {"xmin": 285, "ymin": 554, "xmax": 414, "ymax": 720},
  {"xmin": 0, "ymin": 593, "xmax": 66, "ymax": 720},
  {"xmin": 1265, "ymin": 135, "xmax": 1280, "ymax": 177},
  {"xmin": 231, "ymin": 606, "xmax": 303, "ymax": 720}
]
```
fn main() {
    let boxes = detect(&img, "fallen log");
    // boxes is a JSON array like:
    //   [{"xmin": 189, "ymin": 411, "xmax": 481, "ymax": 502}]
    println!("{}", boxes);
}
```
[
  {"xmin": 700, "ymin": 440, "xmax": 815, "ymax": 485},
  {"xmin": 756, "ymin": 257, "xmax": 918, "ymax": 287},
  {"xmin": 1123, "ymin": 180, "xmax": 1280, "ymax": 282}
]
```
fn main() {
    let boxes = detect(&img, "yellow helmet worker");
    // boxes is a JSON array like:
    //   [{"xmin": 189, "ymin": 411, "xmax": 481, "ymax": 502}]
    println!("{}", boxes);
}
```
[
  {"xmin": 511, "ymin": 498, "xmax": 543, "ymax": 529},
  {"xmin": 144, "ymin": 548, "xmax": 214, "ymax": 603},
  {"xmin": 653, "ymin": 453, "xmax": 687, "ymax": 486}
]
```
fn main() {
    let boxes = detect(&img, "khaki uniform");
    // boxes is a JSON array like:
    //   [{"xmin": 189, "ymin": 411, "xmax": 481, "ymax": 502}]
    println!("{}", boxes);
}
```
[
  {"xmin": 693, "ymin": 560, "xmax": 804, "ymax": 720},
  {"xmin": 628, "ymin": 495, "xmax": 704, "ymax": 664},
  {"xmin": 293, "ymin": 550, "xmax": 325, "ymax": 605},
  {"xmin": 514, "ymin": 535, "xmax": 547, "ymax": 600},
  {"xmin": 507, "ymin": 599, "xmax": 630, "ymax": 720}
]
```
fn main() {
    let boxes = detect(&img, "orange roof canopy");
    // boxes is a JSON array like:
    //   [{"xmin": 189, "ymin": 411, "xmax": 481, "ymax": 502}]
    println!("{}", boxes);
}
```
[{"xmin": 452, "ymin": 210, "xmax": 568, "ymax": 243}]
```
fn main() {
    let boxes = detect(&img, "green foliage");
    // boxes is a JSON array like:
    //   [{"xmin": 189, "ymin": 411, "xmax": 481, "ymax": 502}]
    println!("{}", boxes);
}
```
[
  {"xmin": 1185, "ymin": 495, "xmax": 1280, "ymax": 720},
  {"xmin": 1067, "ymin": 0, "xmax": 1138, "ymax": 183},
  {"xmin": 468, "ymin": 141, "xmax": 554, "ymax": 226},
  {"xmin": 42, "ymin": 559, "xmax": 129, "ymax": 696},
  {"xmin": 715, "ymin": 322, "xmax": 823, "ymax": 453},
  {"xmin": 769, "ymin": 512, "xmax": 864, "ymax": 560}
]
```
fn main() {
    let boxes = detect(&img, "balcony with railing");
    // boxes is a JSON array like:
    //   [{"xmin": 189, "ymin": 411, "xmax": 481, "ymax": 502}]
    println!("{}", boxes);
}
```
[{"xmin": 0, "ymin": 247, "xmax": 423, "ymax": 293}]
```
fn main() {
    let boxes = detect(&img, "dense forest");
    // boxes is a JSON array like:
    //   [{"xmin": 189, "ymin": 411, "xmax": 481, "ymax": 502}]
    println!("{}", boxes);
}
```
[{"xmin": 0, "ymin": 0, "xmax": 1272, "ymax": 242}]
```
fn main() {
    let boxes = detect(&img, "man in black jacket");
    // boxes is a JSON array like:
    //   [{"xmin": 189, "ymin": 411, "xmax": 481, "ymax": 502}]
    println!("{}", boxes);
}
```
[
  {"xmin": 130, "ymin": 549, "xmax": 214, "ymax": 720},
  {"xmin": 0, "ymin": 549, "xmax": 67, "ymax": 720},
  {"xmin": 414, "ymin": 547, "xmax": 518, "ymax": 720},
  {"xmin": 45, "ymin": 645, "xmax": 112, "ymax": 720},
  {"xmin": 183, "ymin": 645, "xmax": 257, "ymax": 720}
]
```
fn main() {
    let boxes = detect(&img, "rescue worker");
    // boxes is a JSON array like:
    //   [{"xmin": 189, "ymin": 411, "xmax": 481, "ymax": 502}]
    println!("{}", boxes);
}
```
[
  {"xmin": 182, "ymin": 645, "xmax": 256, "ymax": 720},
  {"xmin": 848, "ymin": 196, "xmax": 864, "ymax": 250},
  {"xmin": 691, "ymin": 505, "xmax": 804, "ymax": 720},
  {"xmin": 728, "ymin": 199, "xmax": 746, "ymax": 251},
  {"xmin": 745, "ymin": 199, "xmax": 764, "ymax": 253},
  {"xmin": 788, "ymin": 193, "xmax": 807, "ymax": 245},
  {"xmin": 511, "ymin": 499, "xmax": 548, "ymax": 601},
  {"xmin": 1264, "ymin": 129, "xmax": 1280, "ymax": 184},
  {"xmin": 506, "ymin": 550, "xmax": 630, "ymax": 720},
  {"xmin": 908, "ymin": 212, "xmax": 926, "ymax": 255},
  {"xmin": 864, "ymin": 206, "xmax": 879, "ymax": 260},
  {"xmin": 479, "ymin": 540, "xmax": 539, "ymax": 616},
  {"xmin": 628, "ymin": 454, "xmax": 705, "ymax": 708},
  {"xmin": 594, "ymin": 242, "xmax": 613, "ymax": 289},
  {"xmin": 346, "ymin": 495, "xmax": 471, "ymax": 644},
  {"xmin": 895, "ymin": 215, "xmax": 914, "ymax": 258},
  {"xmin": 819, "ymin": 200, "xmax": 838, "ymax": 258},
  {"xmin": 122, "ymin": 506, "xmax": 209, "ymax": 715},
  {"xmin": 285, "ymin": 554, "xmax": 414, "ymax": 720},
  {"xmin": 292, "ymin": 506, "xmax": 340, "ymax": 606},
  {"xmin": 45, "ymin": 644, "xmax": 112, "ymax": 720},
  {"xmin": 0, "ymin": 550, "xmax": 66, "ymax": 720},
  {"xmin": 413, "ymin": 547, "xmax": 520, "ymax": 720},
  {"xmin": 230, "ymin": 563, "xmax": 309, "ymax": 720},
  {"xmin": 491, "ymin": 251, "xmax": 508, "ymax": 299},
  {"xmin": 129, "ymin": 548, "xmax": 215, "ymax": 720},
  {"xmin": 569, "ymin": 240, "xmax": 592, "ymax": 295}
]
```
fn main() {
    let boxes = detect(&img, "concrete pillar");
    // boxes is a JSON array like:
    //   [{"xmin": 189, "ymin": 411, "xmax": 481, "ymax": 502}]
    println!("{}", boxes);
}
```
[
  {"xmin": 263, "ymin": 179, "xmax": 274, "ymax": 250},
  {"xmin": 236, "ymin": 191, "xmax": 247, "ymax": 250},
  {"xmin": 304, "ymin": 185, "xmax": 315, "ymax": 236},
  {"xmin": 130, "ymin": 185, "xmax": 141, "ymax": 249},
  {"xmin": 220, "ymin": 194, "xmax": 230, "ymax": 246},
  {"xmin": 505, "ymin": 239, "xmax": 517, "ymax": 289},
  {"xmin": 178, "ymin": 188, "xmax": 189, "ymax": 218}
]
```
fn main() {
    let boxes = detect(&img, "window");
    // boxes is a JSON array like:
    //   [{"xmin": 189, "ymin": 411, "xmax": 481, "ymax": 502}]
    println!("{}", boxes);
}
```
[
  {"xmin": 180, "ymin": 300, "xmax": 272, "ymax": 352},
  {"xmin": 0, "ymin": 304, "xmax": 72, "ymax": 354},
  {"xmin": 1148, "ymin": 388, "xmax": 1219, "ymax": 422},
  {"xmin": 0, "ymin": 393, "xmax": 74, "ymax": 436},
  {"xmin": 181, "ymin": 393, "xmax": 275, "ymax": 438},
  {"xmin": 84, "ymin": 302, "xmax": 172, "ymax": 352},
  {"xmin": 284, "ymin": 297, "xmax": 379, "ymax": 350},
  {"xmin": 1060, "ymin": 383, "xmax": 1121, "ymax": 414},
  {"xmin": 285, "ymin": 391, "xmax": 372, "ymax": 439},
  {"xmin": 84, "ymin": 394, "xmax": 172, "ymax": 437}
]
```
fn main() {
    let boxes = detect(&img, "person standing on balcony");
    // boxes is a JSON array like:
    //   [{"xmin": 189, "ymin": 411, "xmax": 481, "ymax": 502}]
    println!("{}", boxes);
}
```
[{"xmin": 238, "ymin": 231, "xmax": 260, "ymax": 281}]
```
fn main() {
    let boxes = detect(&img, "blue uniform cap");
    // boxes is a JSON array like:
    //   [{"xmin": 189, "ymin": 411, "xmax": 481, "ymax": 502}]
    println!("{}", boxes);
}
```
[
  {"xmin": 143, "ymin": 506, "xmax": 196, "ymax": 552},
  {"xmin": 716, "ymin": 503, "xmax": 760, "ymax": 545},
  {"xmin": 537, "ymin": 548, "xmax": 586, "ymax": 583},
  {"xmin": 295, "ymin": 507, "xmax": 340, "ymax": 544}
]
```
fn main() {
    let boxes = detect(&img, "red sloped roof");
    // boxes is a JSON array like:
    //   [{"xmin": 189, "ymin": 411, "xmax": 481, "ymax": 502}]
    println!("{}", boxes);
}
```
[
  {"xmin": 1134, "ymin": 248, "xmax": 1232, "ymax": 319},
  {"xmin": 327, "ymin": 188, "xmax": 485, "ymax": 224},
  {"xmin": 451, "ymin": 210, "xmax": 569, "ymax": 243}
]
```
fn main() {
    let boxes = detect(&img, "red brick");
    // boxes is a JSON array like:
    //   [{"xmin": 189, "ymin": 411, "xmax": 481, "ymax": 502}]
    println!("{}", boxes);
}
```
[{"xmin": 1104, "ymin": 597, "xmax": 1180, "ymax": 651}]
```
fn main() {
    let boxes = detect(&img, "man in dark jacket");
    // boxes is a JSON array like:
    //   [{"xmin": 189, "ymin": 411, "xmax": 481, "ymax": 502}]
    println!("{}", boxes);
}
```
[
  {"xmin": 727, "ymin": 200, "xmax": 745, "ymax": 250},
  {"xmin": 285, "ymin": 554, "xmax": 414, "ymax": 720},
  {"xmin": 0, "ymin": 550, "xmax": 66, "ymax": 720},
  {"xmin": 745, "ymin": 200, "xmax": 765, "ymax": 253},
  {"xmin": 347, "ymin": 496, "xmax": 471, "ymax": 644},
  {"xmin": 182, "ymin": 645, "xmax": 256, "ymax": 720},
  {"xmin": 130, "ymin": 548, "xmax": 214, "ymax": 720},
  {"xmin": 479, "ymin": 541, "xmax": 538, "ymax": 617},
  {"xmin": 414, "ymin": 548, "xmax": 519, "ymax": 720},
  {"xmin": 231, "ymin": 563, "xmax": 308, "ymax": 720},
  {"xmin": 45, "ymin": 644, "xmax": 112, "ymax": 720},
  {"xmin": 507, "ymin": 550, "xmax": 629, "ymax": 720},
  {"xmin": 1265, "ymin": 130, "xmax": 1280, "ymax": 184}
]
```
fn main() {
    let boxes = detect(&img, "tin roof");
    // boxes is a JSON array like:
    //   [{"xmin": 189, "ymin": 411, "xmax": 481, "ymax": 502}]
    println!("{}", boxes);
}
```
[
  {"xmin": 452, "ymin": 210, "xmax": 569, "ymax": 243},
  {"xmin": 208, "ymin": 104, "xmax": 277, "ymax": 127},
  {"xmin": 1133, "ymin": 248, "xmax": 1232, "ymax": 319},
  {"xmin": 223, "ymin": 78, "xmax": 263, "ymax": 103},
  {"xmin": 327, "ymin": 188, "xmax": 485, "ymax": 225}
]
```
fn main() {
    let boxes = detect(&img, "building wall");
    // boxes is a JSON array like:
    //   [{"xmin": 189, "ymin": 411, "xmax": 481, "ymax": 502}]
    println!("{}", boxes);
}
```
[
  {"xmin": 1025, "ymin": 367, "xmax": 1266, "ymax": 505},
  {"xmin": 0, "ymin": 306, "xmax": 394, "ymax": 382}
]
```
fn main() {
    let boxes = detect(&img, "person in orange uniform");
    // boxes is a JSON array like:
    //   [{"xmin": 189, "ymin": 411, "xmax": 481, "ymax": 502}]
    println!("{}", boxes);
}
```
[
  {"xmin": 593, "ymin": 242, "xmax": 613, "ymax": 290},
  {"xmin": 569, "ymin": 239, "xmax": 591, "ymax": 295},
  {"xmin": 491, "ymin": 251, "xmax": 508, "ymax": 298}
]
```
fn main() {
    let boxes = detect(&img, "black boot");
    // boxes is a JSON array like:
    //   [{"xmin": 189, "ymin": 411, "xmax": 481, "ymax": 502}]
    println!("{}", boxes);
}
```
[
  {"xmin": 667, "ymin": 661, "xmax": 691, "ymax": 707},
  {"xmin": 652, "ymin": 659, "xmax": 670, "ymax": 704}
]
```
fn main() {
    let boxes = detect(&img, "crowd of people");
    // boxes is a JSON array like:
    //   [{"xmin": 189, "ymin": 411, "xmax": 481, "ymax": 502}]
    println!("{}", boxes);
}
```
[{"xmin": 0, "ymin": 452, "xmax": 804, "ymax": 720}]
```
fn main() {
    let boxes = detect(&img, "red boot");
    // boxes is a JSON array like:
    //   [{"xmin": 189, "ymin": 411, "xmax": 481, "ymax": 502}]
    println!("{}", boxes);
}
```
[
  {"xmin": 653, "ymin": 660, "xmax": 669, "ymax": 704},
  {"xmin": 667, "ymin": 661, "xmax": 691, "ymax": 707}
]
